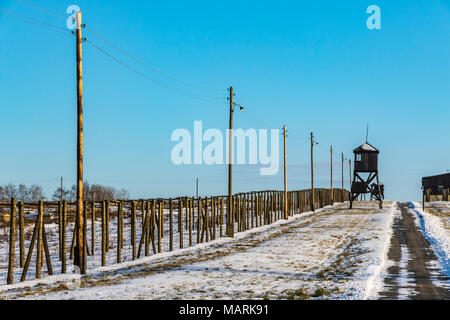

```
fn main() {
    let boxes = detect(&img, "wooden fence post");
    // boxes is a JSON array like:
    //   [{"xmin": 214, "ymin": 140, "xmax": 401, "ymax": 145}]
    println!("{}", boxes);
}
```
[
  {"xmin": 212, "ymin": 197, "xmax": 216, "ymax": 240},
  {"xmin": 106, "ymin": 200, "xmax": 110, "ymax": 253},
  {"xmin": 197, "ymin": 198, "xmax": 202, "ymax": 244},
  {"xmin": 41, "ymin": 223, "xmax": 53, "ymax": 276},
  {"xmin": 36, "ymin": 201, "xmax": 44, "ymax": 279},
  {"xmin": 101, "ymin": 200, "xmax": 106, "ymax": 266},
  {"xmin": 185, "ymin": 198, "xmax": 189, "ymax": 231},
  {"xmin": 62, "ymin": 201, "xmax": 67, "ymax": 273},
  {"xmin": 158, "ymin": 200, "xmax": 162, "ymax": 253},
  {"xmin": 91, "ymin": 201, "xmax": 95, "ymax": 256},
  {"xmin": 83, "ymin": 200, "xmax": 89, "ymax": 257},
  {"xmin": 179, "ymin": 198, "xmax": 183, "ymax": 248},
  {"xmin": 19, "ymin": 201, "xmax": 25, "ymax": 269},
  {"xmin": 189, "ymin": 198, "xmax": 193, "ymax": 246},
  {"xmin": 145, "ymin": 201, "xmax": 149, "ymax": 256},
  {"xmin": 169, "ymin": 199, "xmax": 173, "ymax": 251},
  {"xmin": 160, "ymin": 200, "xmax": 164, "ymax": 239},
  {"xmin": 117, "ymin": 201, "xmax": 122, "ymax": 263},
  {"xmin": 7, "ymin": 198, "xmax": 17, "ymax": 285},
  {"xmin": 205, "ymin": 198, "xmax": 209, "ymax": 242},
  {"xmin": 20, "ymin": 210, "xmax": 39, "ymax": 282},
  {"xmin": 151, "ymin": 201, "xmax": 156, "ymax": 254},
  {"xmin": 131, "ymin": 201, "xmax": 136, "ymax": 260},
  {"xmin": 57, "ymin": 201, "xmax": 62, "ymax": 261}
]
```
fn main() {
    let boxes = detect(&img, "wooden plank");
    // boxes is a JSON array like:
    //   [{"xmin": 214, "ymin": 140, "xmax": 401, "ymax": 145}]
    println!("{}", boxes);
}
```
[
  {"xmin": 41, "ymin": 223, "xmax": 53, "ymax": 276},
  {"xmin": 20, "ymin": 212, "xmax": 40, "ymax": 282}
]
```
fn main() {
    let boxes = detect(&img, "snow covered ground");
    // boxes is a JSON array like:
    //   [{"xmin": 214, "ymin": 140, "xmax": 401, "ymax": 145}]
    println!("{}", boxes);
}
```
[
  {"xmin": 0, "ymin": 201, "xmax": 396, "ymax": 300},
  {"xmin": 410, "ymin": 201, "xmax": 450, "ymax": 288}
]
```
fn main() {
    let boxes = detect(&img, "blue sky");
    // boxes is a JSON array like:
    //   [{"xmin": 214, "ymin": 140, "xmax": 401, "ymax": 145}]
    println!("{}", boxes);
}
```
[{"xmin": 0, "ymin": 0, "xmax": 449, "ymax": 201}]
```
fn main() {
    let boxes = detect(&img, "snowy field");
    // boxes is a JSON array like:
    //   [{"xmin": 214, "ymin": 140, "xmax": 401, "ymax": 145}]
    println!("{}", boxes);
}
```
[
  {"xmin": 0, "ymin": 202, "xmax": 240, "ymax": 284},
  {"xmin": 0, "ymin": 201, "xmax": 396, "ymax": 300},
  {"xmin": 410, "ymin": 201, "xmax": 450, "ymax": 287}
]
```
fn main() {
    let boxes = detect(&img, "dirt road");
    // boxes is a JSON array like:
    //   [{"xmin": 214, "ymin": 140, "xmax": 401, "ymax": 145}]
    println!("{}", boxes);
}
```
[{"xmin": 379, "ymin": 203, "xmax": 449, "ymax": 300}]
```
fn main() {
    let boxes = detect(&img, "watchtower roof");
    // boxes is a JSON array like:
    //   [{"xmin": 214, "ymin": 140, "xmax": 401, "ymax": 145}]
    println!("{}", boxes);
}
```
[{"xmin": 353, "ymin": 142, "xmax": 379, "ymax": 153}]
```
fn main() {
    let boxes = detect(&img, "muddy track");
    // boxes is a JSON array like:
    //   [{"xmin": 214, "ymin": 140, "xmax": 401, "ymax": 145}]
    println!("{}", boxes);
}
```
[{"xmin": 379, "ymin": 203, "xmax": 449, "ymax": 300}]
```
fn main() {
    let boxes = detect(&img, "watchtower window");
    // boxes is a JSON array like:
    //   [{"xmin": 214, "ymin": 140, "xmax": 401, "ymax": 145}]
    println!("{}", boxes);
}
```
[{"xmin": 356, "ymin": 154, "xmax": 362, "ymax": 162}]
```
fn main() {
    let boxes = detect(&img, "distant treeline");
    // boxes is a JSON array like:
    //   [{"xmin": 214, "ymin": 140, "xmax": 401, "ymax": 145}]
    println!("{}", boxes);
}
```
[{"xmin": 0, "ymin": 182, "xmax": 130, "ymax": 202}]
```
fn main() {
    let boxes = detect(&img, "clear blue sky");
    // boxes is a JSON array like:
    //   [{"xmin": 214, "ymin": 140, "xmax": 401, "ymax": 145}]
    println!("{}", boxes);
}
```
[{"xmin": 0, "ymin": 0, "xmax": 449, "ymax": 201}]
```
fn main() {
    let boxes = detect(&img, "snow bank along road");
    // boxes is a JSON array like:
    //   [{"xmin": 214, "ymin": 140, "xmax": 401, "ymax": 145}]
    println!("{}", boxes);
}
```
[
  {"xmin": 378, "ymin": 203, "xmax": 449, "ymax": 299},
  {"xmin": 0, "ymin": 201, "xmax": 405, "ymax": 300}
]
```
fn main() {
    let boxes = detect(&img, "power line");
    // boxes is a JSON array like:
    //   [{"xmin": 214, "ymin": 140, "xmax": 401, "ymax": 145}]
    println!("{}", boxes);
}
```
[
  {"xmin": 13, "ymin": 0, "xmax": 63, "ymax": 19},
  {"xmin": 0, "ymin": 8, "xmax": 72, "ymax": 36},
  {"xmin": 10, "ymin": 0, "xmax": 226, "ymax": 97},
  {"xmin": 86, "ymin": 39, "xmax": 226, "ymax": 103},
  {"xmin": 85, "ymin": 25, "xmax": 224, "ymax": 96}
]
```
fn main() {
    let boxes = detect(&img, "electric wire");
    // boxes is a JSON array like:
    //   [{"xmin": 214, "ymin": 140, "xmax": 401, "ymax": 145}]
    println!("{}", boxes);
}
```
[
  {"xmin": 11, "ymin": 0, "xmax": 226, "ymax": 98},
  {"xmin": 13, "ymin": 0, "xmax": 63, "ymax": 19},
  {"xmin": 86, "ymin": 39, "xmax": 226, "ymax": 104},
  {"xmin": 0, "ymin": 8, "xmax": 72, "ymax": 36},
  {"xmin": 85, "ymin": 25, "xmax": 224, "ymax": 97}
]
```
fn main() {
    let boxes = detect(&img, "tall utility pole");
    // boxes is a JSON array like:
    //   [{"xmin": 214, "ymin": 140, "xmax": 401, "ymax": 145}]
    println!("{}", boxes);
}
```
[
  {"xmin": 283, "ymin": 126, "xmax": 288, "ymax": 219},
  {"xmin": 349, "ymin": 159, "xmax": 352, "ymax": 191},
  {"xmin": 226, "ymin": 86, "xmax": 234, "ymax": 237},
  {"xmin": 310, "ymin": 132, "xmax": 315, "ymax": 211},
  {"xmin": 74, "ymin": 11, "xmax": 85, "ymax": 274},
  {"xmin": 196, "ymin": 178, "xmax": 199, "ymax": 199},
  {"xmin": 60, "ymin": 177, "xmax": 63, "ymax": 202},
  {"xmin": 330, "ymin": 145, "xmax": 333, "ymax": 203},
  {"xmin": 341, "ymin": 152, "xmax": 344, "ymax": 201}
]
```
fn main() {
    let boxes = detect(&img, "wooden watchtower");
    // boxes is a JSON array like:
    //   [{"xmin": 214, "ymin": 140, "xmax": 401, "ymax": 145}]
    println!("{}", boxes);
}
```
[{"xmin": 350, "ymin": 142, "xmax": 383, "ymax": 209}]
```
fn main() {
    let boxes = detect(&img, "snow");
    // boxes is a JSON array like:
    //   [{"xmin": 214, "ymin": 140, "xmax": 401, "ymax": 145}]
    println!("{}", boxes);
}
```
[
  {"xmin": 409, "ymin": 201, "xmax": 450, "ymax": 287},
  {"xmin": 362, "ymin": 203, "xmax": 396, "ymax": 299},
  {"xmin": 0, "ymin": 201, "xmax": 398, "ymax": 300},
  {"xmin": 360, "ymin": 143, "xmax": 377, "ymax": 152}
]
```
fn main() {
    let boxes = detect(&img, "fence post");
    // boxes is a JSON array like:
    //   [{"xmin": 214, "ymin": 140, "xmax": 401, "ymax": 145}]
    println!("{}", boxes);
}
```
[
  {"xmin": 212, "ymin": 197, "xmax": 216, "ymax": 240},
  {"xmin": 145, "ymin": 201, "xmax": 149, "ymax": 256},
  {"xmin": 106, "ymin": 200, "xmax": 110, "ymax": 253},
  {"xmin": 131, "ymin": 201, "xmax": 136, "ymax": 260},
  {"xmin": 189, "ymin": 198, "xmax": 193, "ymax": 246},
  {"xmin": 20, "ymin": 210, "xmax": 39, "ymax": 282},
  {"xmin": 83, "ymin": 200, "xmax": 89, "ymax": 257},
  {"xmin": 91, "ymin": 201, "xmax": 95, "ymax": 256},
  {"xmin": 158, "ymin": 200, "xmax": 162, "ymax": 253},
  {"xmin": 57, "ymin": 201, "xmax": 62, "ymax": 261},
  {"xmin": 151, "ymin": 200, "xmax": 156, "ymax": 254},
  {"xmin": 101, "ymin": 200, "xmax": 106, "ymax": 266},
  {"xmin": 62, "ymin": 201, "xmax": 67, "ymax": 273},
  {"xmin": 41, "ymin": 223, "xmax": 53, "ymax": 276},
  {"xmin": 179, "ymin": 198, "xmax": 183, "ymax": 248},
  {"xmin": 220, "ymin": 197, "xmax": 224, "ymax": 237},
  {"xmin": 36, "ymin": 201, "xmax": 44, "ymax": 279},
  {"xmin": 19, "ymin": 201, "xmax": 25, "ymax": 269},
  {"xmin": 160, "ymin": 200, "xmax": 164, "ymax": 239},
  {"xmin": 117, "ymin": 201, "xmax": 122, "ymax": 263},
  {"xmin": 205, "ymin": 198, "xmax": 209, "ymax": 242},
  {"xmin": 197, "ymin": 198, "xmax": 202, "ymax": 244},
  {"xmin": 7, "ymin": 198, "xmax": 17, "ymax": 285},
  {"xmin": 169, "ymin": 199, "xmax": 173, "ymax": 251}
]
